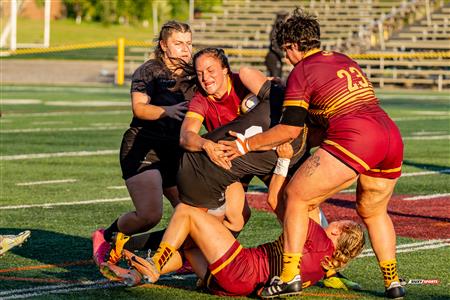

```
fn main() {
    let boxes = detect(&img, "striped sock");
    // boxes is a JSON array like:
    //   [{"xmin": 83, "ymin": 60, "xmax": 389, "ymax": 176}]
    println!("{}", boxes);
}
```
[
  {"xmin": 152, "ymin": 242, "xmax": 176, "ymax": 272},
  {"xmin": 279, "ymin": 252, "xmax": 302, "ymax": 282},
  {"xmin": 380, "ymin": 259, "xmax": 399, "ymax": 287}
]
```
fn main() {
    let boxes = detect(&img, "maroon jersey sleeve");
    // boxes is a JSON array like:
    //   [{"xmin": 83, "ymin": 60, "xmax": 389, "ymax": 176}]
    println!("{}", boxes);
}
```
[
  {"xmin": 186, "ymin": 91, "xmax": 207, "ymax": 123},
  {"xmin": 301, "ymin": 219, "xmax": 334, "ymax": 287},
  {"xmin": 283, "ymin": 63, "xmax": 312, "ymax": 110}
]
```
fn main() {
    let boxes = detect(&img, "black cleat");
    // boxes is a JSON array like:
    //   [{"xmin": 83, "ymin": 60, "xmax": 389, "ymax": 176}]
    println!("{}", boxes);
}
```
[
  {"xmin": 385, "ymin": 281, "xmax": 406, "ymax": 299},
  {"xmin": 260, "ymin": 275, "xmax": 302, "ymax": 298}
]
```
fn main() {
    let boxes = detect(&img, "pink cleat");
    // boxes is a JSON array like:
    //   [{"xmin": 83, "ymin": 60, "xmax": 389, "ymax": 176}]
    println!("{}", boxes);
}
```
[{"xmin": 92, "ymin": 229, "xmax": 110, "ymax": 266}]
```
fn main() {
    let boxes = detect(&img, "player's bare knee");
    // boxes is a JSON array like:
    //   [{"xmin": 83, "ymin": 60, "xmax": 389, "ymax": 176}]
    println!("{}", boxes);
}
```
[
  {"xmin": 136, "ymin": 208, "xmax": 163, "ymax": 228},
  {"xmin": 284, "ymin": 184, "xmax": 311, "ymax": 207}
]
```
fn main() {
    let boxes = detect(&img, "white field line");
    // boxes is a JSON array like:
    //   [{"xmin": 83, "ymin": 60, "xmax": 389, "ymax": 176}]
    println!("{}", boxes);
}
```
[
  {"xmin": 0, "ymin": 242, "xmax": 447, "ymax": 299},
  {"xmin": 392, "ymin": 116, "xmax": 449, "ymax": 121},
  {"xmin": 107, "ymin": 186, "xmax": 127, "ymax": 189},
  {"xmin": 0, "ymin": 274, "xmax": 196, "ymax": 299},
  {"xmin": 0, "ymin": 280, "xmax": 112, "ymax": 296},
  {"xmin": 359, "ymin": 239, "xmax": 450, "ymax": 258},
  {"xmin": 403, "ymin": 135, "xmax": 450, "ymax": 140},
  {"xmin": 412, "ymin": 131, "xmax": 447, "ymax": 135},
  {"xmin": 0, "ymin": 149, "xmax": 117, "ymax": 161},
  {"xmin": 16, "ymin": 179, "xmax": 77, "ymax": 186},
  {"xmin": 403, "ymin": 193, "xmax": 450, "ymax": 201},
  {"xmin": 340, "ymin": 170, "xmax": 450, "ymax": 193},
  {"xmin": 5, "ymin": 110, "xmax": 128, "ymax": 118},
  {"xmin": 1, "ymin": 86, "xmax": 127, "ymax": 93},
  {"xmin": 0, "ymin": 197, "xmax": 130, "ymax": 210},
  {"xmin": 1, "ymin": 99, "xmax": 42, "ymax": 104},
  {"xmin": 45, "ymin": 101, "xmax": 129, "ymax": 107},
  {"xmin": 380, "ymin": 94, "xmax": 450, "ymax": 101},
  {"xmin": 401, "ymin": 169, "xmax": 450, "ymax": 177},
  {"xmin": 0, "ymin": 281, "xmax": 122, "ymax": 299},
  {"xmin": 1, "ymin": 125, "xmax": 126, "ymax": 133},
  {"xmin": 31, "ymin": 121, "xmax": 71, "ymax": 125}
]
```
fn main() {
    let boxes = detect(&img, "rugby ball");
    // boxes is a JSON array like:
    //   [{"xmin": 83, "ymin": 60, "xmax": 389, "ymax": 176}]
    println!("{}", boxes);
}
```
[{"xmin": 240, "ymin": 93, "xmax": 260, "ymax": 113}]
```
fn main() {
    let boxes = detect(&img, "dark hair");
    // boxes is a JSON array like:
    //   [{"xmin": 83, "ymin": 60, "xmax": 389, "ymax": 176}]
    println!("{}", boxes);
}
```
[
  {"xmin": 275, "ymin": 8, "xmax": 321, "ymax": 52},
  {"xmin": 193, "ymin": 47, "xmax": 231, "ymax": 75},
  {"xmin": 154, "ymin": 20, "xmax": 191, "ymax": 60}
]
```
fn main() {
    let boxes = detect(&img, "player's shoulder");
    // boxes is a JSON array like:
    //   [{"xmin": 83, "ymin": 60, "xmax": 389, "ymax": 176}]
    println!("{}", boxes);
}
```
[{"xmin": 132, "ymin": 59, "xmax": 167, "ymax": 79}]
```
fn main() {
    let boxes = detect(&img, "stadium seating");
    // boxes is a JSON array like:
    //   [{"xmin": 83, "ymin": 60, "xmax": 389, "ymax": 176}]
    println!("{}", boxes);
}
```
[{"xmin": 126, "ymin": 0, "xmax": 449, "ymax": 90}]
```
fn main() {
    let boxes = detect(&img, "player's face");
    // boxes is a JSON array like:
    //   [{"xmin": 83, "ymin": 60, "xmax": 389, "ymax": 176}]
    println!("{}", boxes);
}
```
[
  {"xmin": 281, "ymin": 43, "xmax": 302, "ymax": 65},
  {"xmin": 195, "ymin": 54, "xmax": 228, "ymax": 98},
  {"xmin": 325, "ymin": 220, "xmax": 354, "ymax": 245},
  {"xmin": 161, "ymin": 31, "xmax": 192, "ymax": 64}
]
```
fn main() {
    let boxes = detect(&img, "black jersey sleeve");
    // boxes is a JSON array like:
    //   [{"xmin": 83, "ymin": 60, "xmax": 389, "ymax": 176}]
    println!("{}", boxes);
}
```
[{"xmin": 130, "ymin": 60, "xmax": 161, "ymax": 95}]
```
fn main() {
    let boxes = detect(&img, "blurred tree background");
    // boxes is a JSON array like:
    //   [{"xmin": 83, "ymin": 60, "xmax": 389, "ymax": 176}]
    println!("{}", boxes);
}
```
[{"xmin": 62, "ymin": 0, "xmax": 222, "ymax": 26}]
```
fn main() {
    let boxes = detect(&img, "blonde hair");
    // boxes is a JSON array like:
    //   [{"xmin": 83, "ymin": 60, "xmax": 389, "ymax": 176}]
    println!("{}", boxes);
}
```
[{"xmin": 321, "ymin": 221, "xmax": 365, "ymax": 272}]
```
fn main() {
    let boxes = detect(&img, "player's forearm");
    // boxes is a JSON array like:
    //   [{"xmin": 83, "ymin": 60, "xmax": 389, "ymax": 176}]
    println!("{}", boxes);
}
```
[
  {"xmin": 248, "ymin": 124, "xmax": 302, "ymax": 151},
  {"xmin": 132, "ymin": 102, "xmax": 166, "ymax": 120},
  {"xmin": 180, "ymin": 131, "xmax": 207, "ymax": 152}
]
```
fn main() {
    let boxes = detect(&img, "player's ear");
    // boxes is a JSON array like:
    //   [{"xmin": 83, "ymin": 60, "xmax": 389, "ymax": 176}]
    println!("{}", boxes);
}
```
[{"xmin": 160, "ymin": 40, "xmax": 168, "ymax": 52}]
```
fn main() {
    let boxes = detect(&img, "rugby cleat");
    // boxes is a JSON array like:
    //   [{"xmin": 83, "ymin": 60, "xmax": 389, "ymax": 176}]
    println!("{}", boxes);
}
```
[
  {"xmin": 0, "ymin": 230, "xmax": 31, "ymax": 256},
  {"xmin": 385, "ymin": 281, "xmax": 406, "ymax": 299},
  {"xmin": 123, "ymin": 249, "xmax": 160, "ymax": 283},
  {"xmin": 100, "ymin": 261, "xmax": 142, "ymax": 286},
  {"xmin": 260, "ymin": 275, "xmax": 302, "ymax": 298},
  {"xmin": 107, "ymin": 232, "xmax": 130, "ymax": 264},
  {"xmin": 92, "ymin": 229, "xmax": 110, "ymax": 266},
  {"xmin": 323, "ymin": 272, "xmax": 362, "ymax": 290}
]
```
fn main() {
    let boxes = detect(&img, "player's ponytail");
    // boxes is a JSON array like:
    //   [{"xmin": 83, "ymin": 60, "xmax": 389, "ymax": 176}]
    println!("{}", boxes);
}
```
[{"xmin": 321, "ymin": 221, "xmax": 365, "ymax": 272}]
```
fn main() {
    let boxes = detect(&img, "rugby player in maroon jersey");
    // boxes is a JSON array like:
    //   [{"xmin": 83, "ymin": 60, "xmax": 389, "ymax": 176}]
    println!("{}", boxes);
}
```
[{"xmin": 220, "ymin": 8, "xmax": 405, "ymax": 299}]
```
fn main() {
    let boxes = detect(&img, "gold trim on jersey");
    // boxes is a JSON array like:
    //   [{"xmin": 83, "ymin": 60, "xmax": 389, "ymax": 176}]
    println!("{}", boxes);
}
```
[
  {"xmin": 330, "ymin": 88, "xmax": 375, "ymax": 112},
  {"xmin": 369, "ymin": 166, "xmax": 402, "ymax": 173},
  {"xmin": 283, "ymin": 100, "xmax": 309, "ymax": 109},
  {"xmin": 324, "ymin": 87, "xmax": 374, "ymax": 113},
  {"xmin": 210, "ymin": 245, "xmax": 243, "ymax": 275},
  {"xmin": 185, "ymin": 111, "xmax": 204, "ymax": 122},
  {"xmin": 323, "ymin": 140, "xmax": 370, "ymax": 170},
  {"xmin": 303, "ymin": 48, "xmax": 322, "ymax": 59}
]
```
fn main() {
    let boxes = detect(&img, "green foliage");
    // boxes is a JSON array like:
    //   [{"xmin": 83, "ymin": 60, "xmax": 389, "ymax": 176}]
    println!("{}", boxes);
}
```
[{"xmin": 61, "ymin": 0, "xmax": 222, "ymax": 25}]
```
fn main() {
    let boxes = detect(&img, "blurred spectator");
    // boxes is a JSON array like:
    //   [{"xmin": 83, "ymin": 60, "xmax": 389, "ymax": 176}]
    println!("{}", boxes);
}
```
[{"xmin": 265, "ymin": 11, "xmax": 289, "ymax": 78}]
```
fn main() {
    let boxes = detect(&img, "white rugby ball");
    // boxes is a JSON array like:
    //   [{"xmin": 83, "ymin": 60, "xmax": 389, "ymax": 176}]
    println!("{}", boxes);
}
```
[{"xmin": 240, "ymin": 93, "xmax": 260, "ymax": 113}]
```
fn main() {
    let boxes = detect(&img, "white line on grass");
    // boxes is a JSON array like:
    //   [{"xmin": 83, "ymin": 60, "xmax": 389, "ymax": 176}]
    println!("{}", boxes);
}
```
[
  {"xmin": 1, "ymin": 241, "xmax": 447, "ymax": 299},
  {"xmin": 0, "ymin": 150, "xmax": 117, "ymax": 161},
  {"xmin": 403, "ymin": 135, "xmax": 450, "ymax": 140},
  {"xmin": 412, "ymin": 131, "xmax": 448, "ymax": 135},
  {"xmin": 1, "ymin": 125, "xmax": 126, "ymax": 133},
  {"xmin": 403, "ymin": 193, "xmax": 450, "ymax": 201},
  {"xmin": 393, "ymin": 116, "xmax": 449, "ymax": 121},
  {"xmin": 401, "ymin": 169, "xmax": 450, "ymax": 177},
  {"xmin": 5, "ymin": 110, "xmax": 128, "ymax": 118},
  {"xmin": 0, "ymin": 281, "xmax": 122, "ymax": 299},
  {"xmin": 0, "ymin": 197, "xmax": 130, "ymax": 210},
  {"xmin": 359, "ymin": 239, "xmax": 450, "ymax": 258},
  {"xmin": 107, "ymin": 186, "xmax": 127, "ymax": 189},
  {"xmin": 0, "ymin": 280, "xmax": 112, "ymax": 296},
  {"xmin": 31, "ymin": 121, "xmax": 71, "ymax": 125},
  {"xmin": 1, "ymin": 99, "xmax": 42, "ymax": 104},
  {"xmin": 45, "ymin": 100, "xmax": 129, "ymax": 107},
  {"xmin": 16, "ymin": 179, "xmax": 77, "ymax": 186}
]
